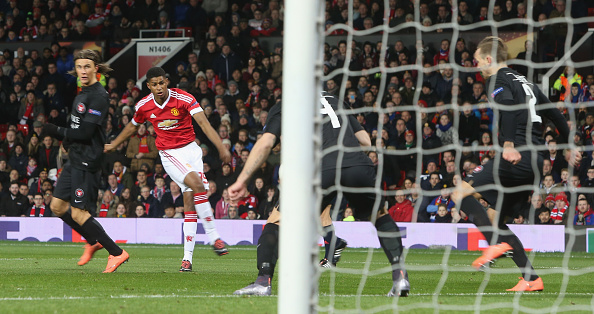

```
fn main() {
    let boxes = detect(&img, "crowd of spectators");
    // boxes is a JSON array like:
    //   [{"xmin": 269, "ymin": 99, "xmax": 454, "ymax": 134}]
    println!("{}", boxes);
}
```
[{"xmin": 1, "ymin": 0, "xmax": 594, "ymax": 226}]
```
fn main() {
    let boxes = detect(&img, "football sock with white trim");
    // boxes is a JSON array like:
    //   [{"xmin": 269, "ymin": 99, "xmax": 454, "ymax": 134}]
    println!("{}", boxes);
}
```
[
  {"xmin": 194, "ymin": 192, "xmax": 220, "ymax": 245},
  {"xmin": 182, "ymin": 211, "xmax": 197, "ymax": 263}
]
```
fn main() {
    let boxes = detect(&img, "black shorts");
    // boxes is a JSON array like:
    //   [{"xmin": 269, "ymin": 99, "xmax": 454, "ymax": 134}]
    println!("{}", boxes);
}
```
[
  {"xmin": 53, "ymin": 162, "xmax": 100, "ymax": 213},
  {"xmin": 322, "ymin": 165, "xmax": 379, "ymax": 221},
  {"xmin": 465, "ymin": 154, "xmax": 541, "ymax": 216}
]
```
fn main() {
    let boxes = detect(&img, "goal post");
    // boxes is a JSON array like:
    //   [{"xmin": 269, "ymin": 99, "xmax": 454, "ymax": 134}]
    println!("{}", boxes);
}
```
[{"xmin": 277, "ymin": 0, "xmax": 323, "ymax": 312}]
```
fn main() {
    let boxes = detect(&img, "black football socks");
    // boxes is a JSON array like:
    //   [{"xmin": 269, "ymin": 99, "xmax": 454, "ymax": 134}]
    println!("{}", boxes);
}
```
[
  {"xmin": 256, "ymin": 223, "xmax": 279, "ymax": 285},
  {"xmin": 81, "ymin": 217, "xmax": 123, "ymax": 256},
  {"xmin": 498, "ymin": 225, "xmax": 539, "ymax": 281},
  {"xmin": 462, "ymin": 196, "xmax": 539, "ymax": 281},
  {"xmin": 460, "ymin": 195, "xmax": 495, "ymax": 244},
  {"xmin": 59, "ymin": 210, "xmax": 98, "ymax": 246}
]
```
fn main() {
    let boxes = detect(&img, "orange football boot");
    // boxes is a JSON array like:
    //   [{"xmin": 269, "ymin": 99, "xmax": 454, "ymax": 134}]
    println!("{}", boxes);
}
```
[
  {"xmin": 506, "ymin": 277, "xmax": 544, "ymax": 292},
  {"xmin": 78, "ymin": 243, "xmax": 103, "ymax": 266},
  {"xmin": 472, "ymin": 242, "xmax": 513, "ymax": 270},
  {"xmin": 103, "ymin": 250, "xmax": 129, "ymax": 273}
]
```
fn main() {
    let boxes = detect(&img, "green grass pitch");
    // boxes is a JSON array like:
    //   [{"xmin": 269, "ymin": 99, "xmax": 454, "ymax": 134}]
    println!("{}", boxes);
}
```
[{"xmin": 1, "ymin": 241, "xmax": 594, "ymax": 313}]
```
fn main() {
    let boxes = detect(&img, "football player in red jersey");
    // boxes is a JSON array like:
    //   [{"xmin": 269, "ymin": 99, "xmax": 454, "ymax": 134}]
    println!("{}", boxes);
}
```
[{"xmin": 105, "ymin": 67, "xmax": 232, "ymax": 272}]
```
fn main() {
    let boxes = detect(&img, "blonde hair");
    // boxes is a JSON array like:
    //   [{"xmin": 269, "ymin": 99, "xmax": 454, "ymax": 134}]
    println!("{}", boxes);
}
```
[
  {"xmin": 68, "ymin": 49, "xmax": 113, "ymax": 76},
  {"xmin": 476, "ymin": 36, "xmax": 508, "ymax": 63}
]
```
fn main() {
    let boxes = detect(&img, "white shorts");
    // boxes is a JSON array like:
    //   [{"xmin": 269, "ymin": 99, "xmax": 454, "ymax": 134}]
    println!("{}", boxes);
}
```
[{"xmin": 159, "ymin": 141, "xmax": 208, "ymax": 193}]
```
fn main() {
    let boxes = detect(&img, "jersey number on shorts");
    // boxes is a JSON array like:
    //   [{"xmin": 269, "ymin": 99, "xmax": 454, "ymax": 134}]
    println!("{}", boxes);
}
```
[
  {"xmin": 522, "ymin": 84, "xmax": 542, "ymax": 123},
  {"xmin": 320, "ymin": 96, "xmax": 341, "ymax": 128}
]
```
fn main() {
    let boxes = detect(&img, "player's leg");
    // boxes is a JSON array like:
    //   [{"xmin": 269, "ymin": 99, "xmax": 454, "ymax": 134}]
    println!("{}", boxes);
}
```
[
  {"xmin": 71, "ymin": 170, "xmax": 128, "ymax": 273},
  {"xmin": 496, "ymin": 192, "xmax": 542, "ymax": 291},
  {"xmin": 319, "ymin": 205, "xmax": 348, "ymax": 267},
  {"xmin": 50, "ymin": 197, "xmax": 104, "ymax": 265},
  {"xmin": 319, "ymin": 168, "xmax": 348, "ymax": 267},
  {"xmin": 180, "ymin": 191, "xmax": 197, "ymax": 271},
  {"xmin": 183, "ymin": 171, "xmax": 227, "ymax": 255},
  {"xmin": 234, "ymin": 207, "xmax": 280, "ymax": 296},
  {"xmin": 160, "ymin": 145, "xmax": 227, "ymax": 272},
  {"xmin": 456, "ymin": 164, "xmax": 500, "ymax": 247},
  {"xmin": 50, "ymin": 164, "xmax": 104, "ymax": 265},
  {"xmin": 343, "ymin": 165, "xmax": 409, "ymax": 297}
]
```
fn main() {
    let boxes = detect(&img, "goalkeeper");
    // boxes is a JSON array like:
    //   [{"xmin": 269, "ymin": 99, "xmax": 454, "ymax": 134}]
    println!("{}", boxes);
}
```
[
  {"xmin": 229, "ymin": 92, "xmax": 409, "ymax": 297},
  {"xmin": 453, "ymin": 36, "xmax": 581, "ymax": 292}
]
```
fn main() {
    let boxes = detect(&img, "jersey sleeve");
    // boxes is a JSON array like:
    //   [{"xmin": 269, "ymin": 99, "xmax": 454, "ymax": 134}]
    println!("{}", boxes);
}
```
[
  {"xmin": 179, "ymin": 89, "xmax": 203, "ymax": 116},
  {"xmin": 82, "ymin": 91, "xmax": 109, "ymax": 125},
  {"xmin": 263, "ymin": 103, "xmax": 282, "ymax": 139},
  {"xmin": 348, "ymin": 115, "xmax": 364, "ymax": 133},
  {"xmin": 491, "ymin": 75, "xmax": 519, "ymax": 143},
  {"xmin": 131, "ymin": 105, "xmax": 145, "ymax": 126},
  {"xmin": 491, "ymin": 75, "xmax": 514, "ymax": 104}
]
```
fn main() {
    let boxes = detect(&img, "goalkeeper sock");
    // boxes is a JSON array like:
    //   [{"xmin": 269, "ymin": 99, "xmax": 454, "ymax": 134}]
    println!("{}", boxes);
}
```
[
  {"xmin": 498, "ymin": 227, "xmax": 539, "ymax": 281},
  {"xmin": 322, "ymin": 225, "xmax": 335, "ymax": 260},
  {"xmin": 183, "ymin": 211, "xmax": 198, "ymax": 263},
  {"xmin": 194, "ymin": 192, "xmax": 220, "ymax": 245},
  {"xmin": 460, "ymin": 195, "xmax": 495, "ymax": 244},
  {"xmin": 59, "ymin": 210, "xmax": 97, "ymax": 245},
  {"xmin": 81, "ymin": 217, "xmax": 123, "ymax": 256},
  {"xmin": 375, "ymin": 214, "xmax": 404, "ymax": 266},
  {"xmin": 257, "ymin": 223, "xmax": 279, "ymax": 279}
]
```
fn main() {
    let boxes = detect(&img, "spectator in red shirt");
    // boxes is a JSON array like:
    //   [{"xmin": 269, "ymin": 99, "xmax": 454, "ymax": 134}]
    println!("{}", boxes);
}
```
[
  {"xmin": 388, "ymin": 189, "xmax": 414, "ymax": 222},
  {"xmin": 237, "ymin": 190, "xmax": 257, "ymax": 219},
  {"xmin": 85, "ymin": 2, "xmax": 112, "ymax": 37}
]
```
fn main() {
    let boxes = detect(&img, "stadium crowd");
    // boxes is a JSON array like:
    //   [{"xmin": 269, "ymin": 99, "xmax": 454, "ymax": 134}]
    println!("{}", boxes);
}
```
[{"xmin": 0, "ymin": 0, "xmax": 594, "ymax": 226}]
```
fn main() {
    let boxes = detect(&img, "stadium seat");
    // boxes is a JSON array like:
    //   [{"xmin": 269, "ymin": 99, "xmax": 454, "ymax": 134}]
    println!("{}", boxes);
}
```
[
  {"xmin": 17, "ymin": 124, "xmax": 29, "ymax": 136},
  {"xmin": 0, "ymin": 124, "xmax": 8, "ymax": 133},
  {"xmin": 588, "ymin": 8, "xmax": 594, "ymax": 28}
]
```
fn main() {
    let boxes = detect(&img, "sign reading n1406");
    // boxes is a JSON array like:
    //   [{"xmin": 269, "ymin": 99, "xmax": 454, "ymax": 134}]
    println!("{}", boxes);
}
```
[{"xmin": 149, "ymin": 46, "xmax": 171, "ymax": 53}]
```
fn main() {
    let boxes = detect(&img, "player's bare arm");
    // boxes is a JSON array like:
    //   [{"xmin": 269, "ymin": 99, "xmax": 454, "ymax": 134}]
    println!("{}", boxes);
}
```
[
  {"xmin": 228, "ymin": 132, "xmax": 276, "ymax": 200},
  {"xmin": 355, "ymin": 130, "xmax": 372, "ymax": 147},
  {"xmin": 104, "ymin": 122, "xmax": 139, "ymax": 152},
  {"xmin": 193, "ymin": 111, "xmax": 231, "ymax": 163}
]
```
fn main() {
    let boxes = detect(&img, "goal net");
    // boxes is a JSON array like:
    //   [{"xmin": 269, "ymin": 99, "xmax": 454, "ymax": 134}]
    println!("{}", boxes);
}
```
[{"xmin": 280, "ymin": 0, "xmax": 594, "ymax": 312}]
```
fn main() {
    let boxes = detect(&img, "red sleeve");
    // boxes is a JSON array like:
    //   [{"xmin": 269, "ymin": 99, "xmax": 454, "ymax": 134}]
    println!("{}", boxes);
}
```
[
  {"xmin": 178, "ymin": 89, "xmax": 202, "ymax": 115},
  {"xmin": 132, "ymin": 106, "xmax": 146, "ymax": 125}
]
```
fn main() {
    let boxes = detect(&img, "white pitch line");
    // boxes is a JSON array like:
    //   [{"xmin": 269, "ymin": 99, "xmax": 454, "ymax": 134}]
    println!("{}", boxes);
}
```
[{"xmin": 1, "ymin": 292, "xmax": 593, "ymax": 302}]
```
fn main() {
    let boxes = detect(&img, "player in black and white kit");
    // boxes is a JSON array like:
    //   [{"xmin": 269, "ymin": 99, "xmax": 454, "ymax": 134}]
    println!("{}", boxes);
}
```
[
  {"xmin": 230, "ymin": 92, "xmax": 410, "ymax": 297},
  {"xmin": 43, "ymin": 50, "xmax": 129, "ymax": 273},
  {"xmin": 455, "ymin": 37, "xmax": 580, "ymax": 291}
]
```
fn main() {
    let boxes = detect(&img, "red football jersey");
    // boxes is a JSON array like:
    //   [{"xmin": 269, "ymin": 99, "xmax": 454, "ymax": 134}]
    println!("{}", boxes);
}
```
[{"xmin": 132, "ymin": 88, "xmax": 202, "ymax": 150}]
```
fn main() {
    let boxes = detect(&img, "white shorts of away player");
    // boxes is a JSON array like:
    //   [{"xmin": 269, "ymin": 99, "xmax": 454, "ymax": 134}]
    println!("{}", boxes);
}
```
[{"xmin": 159, "ymin": 141, "xmax": 208, "ymax": 193}]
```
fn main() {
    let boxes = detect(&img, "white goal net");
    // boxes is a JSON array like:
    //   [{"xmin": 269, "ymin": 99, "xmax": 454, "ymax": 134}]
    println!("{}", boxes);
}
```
[{"xmin": 280, "ymin": 0, "xmax": 594, "ymax": 312}]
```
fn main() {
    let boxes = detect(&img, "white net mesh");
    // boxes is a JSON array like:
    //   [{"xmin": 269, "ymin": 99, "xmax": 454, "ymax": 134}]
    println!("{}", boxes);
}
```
[{"xmin": 314, "ymin": 0, "xmax": 594, "ymax": 312}]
